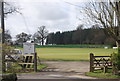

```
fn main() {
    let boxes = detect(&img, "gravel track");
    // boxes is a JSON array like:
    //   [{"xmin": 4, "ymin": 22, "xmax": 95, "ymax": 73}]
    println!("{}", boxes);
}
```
[{"xmin": 17, "ymin": 61, "xmax": 96, "ymax": 79}]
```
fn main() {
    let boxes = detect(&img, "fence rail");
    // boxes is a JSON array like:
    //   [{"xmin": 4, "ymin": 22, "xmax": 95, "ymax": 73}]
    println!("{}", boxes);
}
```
[{"xmin": 90, "ymin": 53, "xmax": 112, "ymax": 73}]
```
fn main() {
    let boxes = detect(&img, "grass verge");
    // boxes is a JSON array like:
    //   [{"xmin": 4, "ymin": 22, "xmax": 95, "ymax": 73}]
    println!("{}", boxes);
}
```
[
  {"xmin": 16, "ymin": 64, "xmax": 47, "ymax": 73},
  {"xmin": 85, "ymin": 72, "xmax": 120, "ymax": 79},
  {"xmin": 37, "ymin": 64, "xmax": 47, "ymax": 70}
]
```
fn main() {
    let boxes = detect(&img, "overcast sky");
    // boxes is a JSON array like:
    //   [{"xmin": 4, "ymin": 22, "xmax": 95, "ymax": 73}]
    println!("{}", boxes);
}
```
[{"xmin": 4, "ymin": 0, "xmax": 90, "ymax": 39}]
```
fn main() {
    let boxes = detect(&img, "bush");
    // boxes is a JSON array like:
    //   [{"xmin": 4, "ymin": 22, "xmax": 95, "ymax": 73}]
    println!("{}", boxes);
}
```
[
  {"xmin": 2, "ymin": 44, "xmax": 20, "ymax": 73},
  {"xmin": 112, "ymin": 52, "xmax": 120, "ymax": 75},
  {"xmin": 2, "ymin": 73, "xmax": 17, "ymax": 81}
]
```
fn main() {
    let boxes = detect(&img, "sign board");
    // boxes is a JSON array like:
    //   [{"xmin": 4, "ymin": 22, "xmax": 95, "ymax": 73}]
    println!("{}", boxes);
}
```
[{"xmin": 23, "ymin": 43, "xmax": 35, "ymax": 54}]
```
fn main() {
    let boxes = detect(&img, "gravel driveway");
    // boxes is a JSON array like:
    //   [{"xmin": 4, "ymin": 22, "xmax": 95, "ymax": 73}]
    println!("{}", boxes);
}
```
[
  {"xmin": 42, "ymin": 61, "xmax": 90, "ymax": 74},
  {"xmin": 17, "ymin": 61, "xmax": 96, "ymax": 79}
]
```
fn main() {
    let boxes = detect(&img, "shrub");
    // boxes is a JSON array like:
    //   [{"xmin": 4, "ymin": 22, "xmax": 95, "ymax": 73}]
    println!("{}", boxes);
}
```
[
  {"xmin": 112, "ymin": 52, "xmax": 120, "ymax": 75},
  {"xmin": 2, "ymin": 73, "xmax": 17, "ymax": 81}
]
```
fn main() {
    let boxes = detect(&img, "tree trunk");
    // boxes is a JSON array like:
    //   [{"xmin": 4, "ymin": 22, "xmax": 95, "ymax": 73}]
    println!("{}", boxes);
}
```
[{"xmin": 42, "ymin": 39, "xmax": 44, "ymax": 46}]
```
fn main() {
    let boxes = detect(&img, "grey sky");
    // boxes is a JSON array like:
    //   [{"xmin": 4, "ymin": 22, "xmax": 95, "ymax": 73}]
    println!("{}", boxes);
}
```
[{"xmin": 5, "ymin": 0, "xmax": 87, "ymax": 39}]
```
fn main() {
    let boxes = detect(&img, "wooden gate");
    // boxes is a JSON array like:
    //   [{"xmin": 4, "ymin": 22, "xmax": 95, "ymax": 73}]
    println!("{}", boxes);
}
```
[
  {"xmin": 90, "ymin": 53, "xmax": 112, "ymax": 73},
  {"xmin": 19, "ymin": 53, "xmax": 37, "ymax": 72},
  {"xmin": 19, "ymin": 54, "xmax": 34, "ymax": 68}
]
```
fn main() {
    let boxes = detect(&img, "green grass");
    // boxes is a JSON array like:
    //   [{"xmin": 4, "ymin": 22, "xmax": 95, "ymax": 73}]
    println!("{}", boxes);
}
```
[
  {"xmin": 15, "ymin": 64, "xmax": 47, "ymax": 73},
  {"xmin": 85, "ymin": 72, "xmax": 120, "ymax": 79},
  {"xmin": 16, "ymin": 47, "xmax": 117, "ymax": 61},
  {"xmin": 13, "ymin": 44, "xmax": 111, "ymax": 48},
  {"xmin": 35, "ymin": 44, "xmax": 111, "ymax": 48},
  {"xmin": 36, "ymin": 48, "xmax": 117, "ymax": 61},
  {"xmin": 37, "ymin": 64, "xmax": 47, "ymax": 70}
]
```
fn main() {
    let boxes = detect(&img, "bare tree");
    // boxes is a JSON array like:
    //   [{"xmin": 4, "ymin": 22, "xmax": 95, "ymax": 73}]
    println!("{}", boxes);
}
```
[
  {"xmin": 4, "ymin": 2, "xmax": 20, "ymax": 16},
  {"xmin": 1, "ymin": 1, "xmax": 20, "ymax": 43},
  {"xmin": 82, "ymin": 1, "xmax": 120, "ymax": 50},
  {"xmin": 34, "ymin": 26, "xmax": 48, "ymax": 46},
  {"xmin": 82, "ymin": 1, "xmax": 120, "ymax": 72}
]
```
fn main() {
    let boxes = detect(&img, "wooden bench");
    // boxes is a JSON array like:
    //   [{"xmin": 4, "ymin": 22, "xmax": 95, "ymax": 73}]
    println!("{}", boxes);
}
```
[{"xmin": 90, "ymin": 53, "xmax": 112, "ymax": 73}]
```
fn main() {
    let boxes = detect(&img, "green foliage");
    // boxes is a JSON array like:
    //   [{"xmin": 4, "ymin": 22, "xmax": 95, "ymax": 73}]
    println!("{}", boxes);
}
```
[
  {"xmin": 2, "ymin": 44, "xmax": 13, "ymax": 73},
  {"xmin": 37, "ymin": 64, "xmax": 47, "ymax": 70},
  {"xmin": 46, "ymin": 28, "xmax": 116, "ymax": 46},
  {"xmin": 2, "ymin": 44, "xmax": 21, "ymax": 73},
  {"xmin": 111, "ymin": 52, "xmax": 118, "ymax": 73},
  {"xmin": 14, "ymin": 64, "xmax": 47, "ymax": 73},
  {"xmin": 2, "ymin": 44, "xmax": 13, "ymax": 56},
  {"xmin": 15, "ymin": 32, "xmax": 31, "ymax": 45},
  {"xmin": 112, "ymin": 50, "xmax": 120, "ymax": 74},
  {"xmin": 2, "ymin": 73, "xmax": 17, "ymax": 81}
]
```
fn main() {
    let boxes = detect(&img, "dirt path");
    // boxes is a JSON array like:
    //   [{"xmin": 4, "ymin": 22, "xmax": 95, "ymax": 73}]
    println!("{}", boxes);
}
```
[
  {"xmin": 42, "ymin": 61, "xmax": 90, "ymax": 74},
  {"xmin": 17, "ymin": 61, "xmax": 96, "ymax": 79}
]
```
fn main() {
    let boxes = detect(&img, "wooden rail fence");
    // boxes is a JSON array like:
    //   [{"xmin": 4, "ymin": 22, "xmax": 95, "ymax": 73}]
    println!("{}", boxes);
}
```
[{"xmin": 90, "ymin": 53, "xmax": 112, "ymax": 73}]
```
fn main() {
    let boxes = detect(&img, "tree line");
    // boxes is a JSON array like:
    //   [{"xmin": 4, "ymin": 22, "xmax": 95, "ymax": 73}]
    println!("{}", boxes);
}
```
[
  {"xmin": 5, "ymin": 24, "xmax": 116, "ymax": 47},
  {"xmin": 46, "ymin": 25, "xmax": 116, "ymax": 46}
]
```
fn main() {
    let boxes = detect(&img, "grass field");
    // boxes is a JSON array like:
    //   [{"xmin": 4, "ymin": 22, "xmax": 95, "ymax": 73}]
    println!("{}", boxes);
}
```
[
  {"xmin": 36, "ymin": 48, "xmax": 117, "ymax": 61},
  {"xmin": 35, "ymin": 44, "xmax": 111, "ymax": 48},
  {"xmin": 15, "ymin": 44, "xmax": 111, "ymax": 48}
]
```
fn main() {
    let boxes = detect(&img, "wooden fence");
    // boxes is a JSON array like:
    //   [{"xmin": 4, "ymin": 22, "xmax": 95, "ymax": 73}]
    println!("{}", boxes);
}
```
[{"xmin": 90, "ymin": 53, "xmax": 112, "ymax": 73}]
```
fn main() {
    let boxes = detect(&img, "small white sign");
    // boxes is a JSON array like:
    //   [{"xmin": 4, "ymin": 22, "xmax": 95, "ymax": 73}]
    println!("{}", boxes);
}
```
[{"xmin": 23, "ymin": 43, "xmax": 35, "ymax": 54}]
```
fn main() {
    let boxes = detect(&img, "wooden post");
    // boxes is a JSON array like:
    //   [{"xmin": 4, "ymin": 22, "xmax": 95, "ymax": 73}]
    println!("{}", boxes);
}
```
[
  {"xmin": 34, "ymin": 52, "xmax": 37, "ymax": 72},
  {"xmin": 1, "ymin": 0, "xmax": 5, "ymax": 43},
  {"xmin": 103, "ymin": 66, "xmax": 107, "ymax": 73},
  {"xmin": 1, "ymin": 0, "xmax": 6, "ymax": 73},
  {"xmin": 90, "ymin": 53, "xmax": 94, "ymax": 72}
]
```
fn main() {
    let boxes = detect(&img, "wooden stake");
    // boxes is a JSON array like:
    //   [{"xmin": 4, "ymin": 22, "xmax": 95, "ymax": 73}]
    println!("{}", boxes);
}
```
[{"xmin": 34, "ymin": 52, "xmax": 37, "ymax": 72}]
